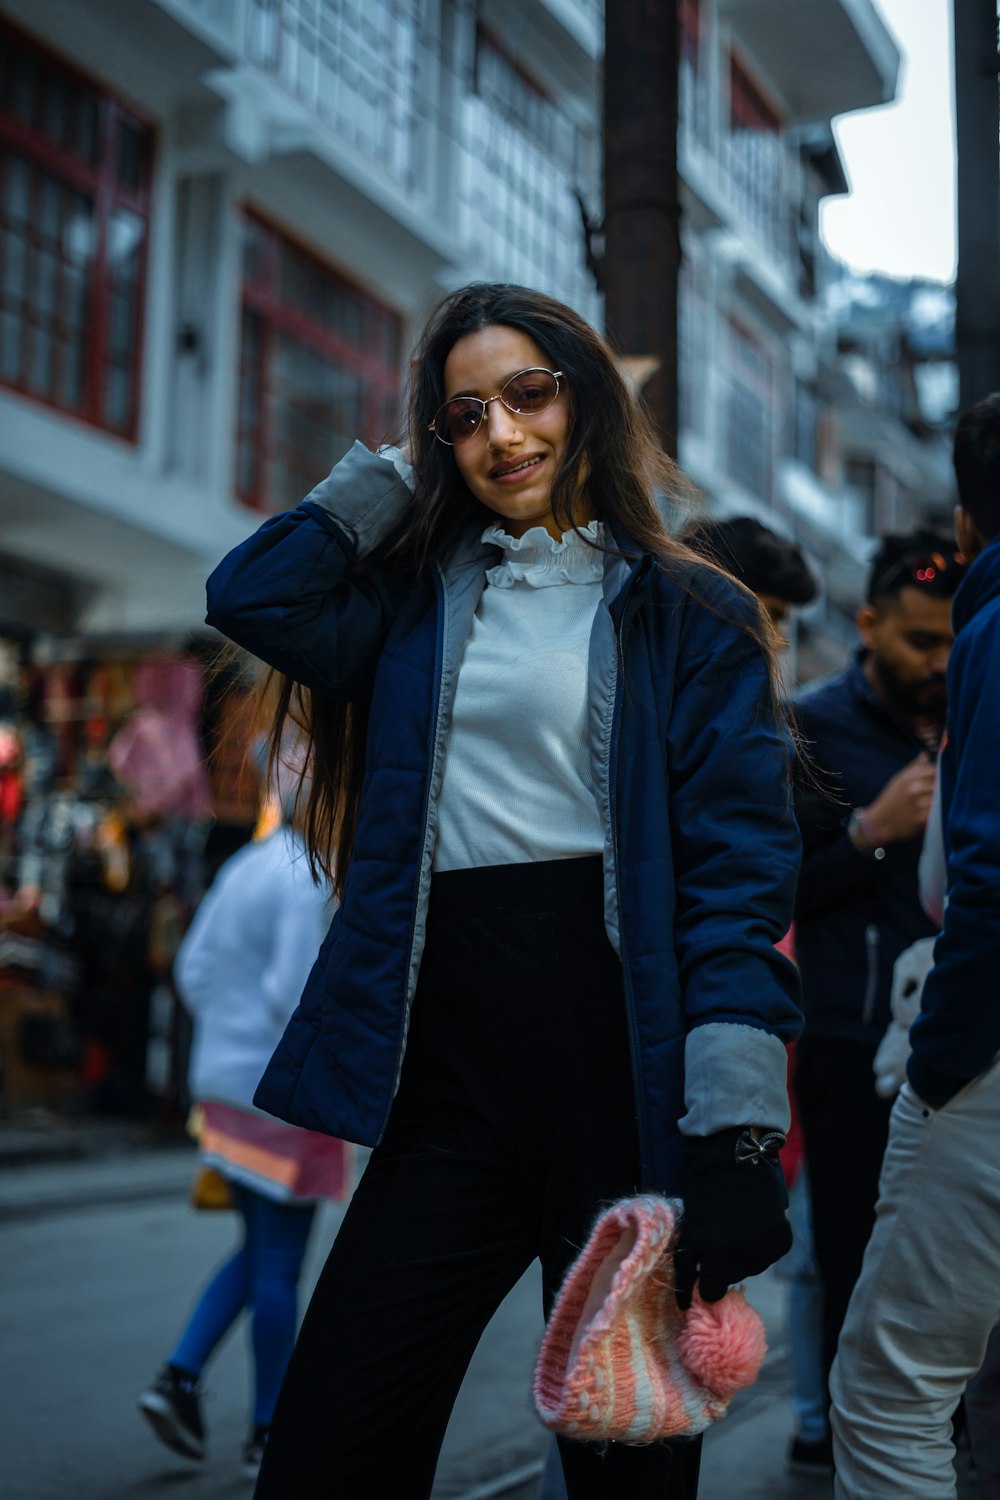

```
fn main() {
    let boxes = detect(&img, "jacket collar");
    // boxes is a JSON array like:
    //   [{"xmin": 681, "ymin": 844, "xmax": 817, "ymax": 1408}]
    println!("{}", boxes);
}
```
[
  {"xmin": 604, "ymin": 517, "xmax": 651, "ymax": 623},
  {"xmin": 952, "ymin": 534, "xmax": 1000, "ymax": 634}
]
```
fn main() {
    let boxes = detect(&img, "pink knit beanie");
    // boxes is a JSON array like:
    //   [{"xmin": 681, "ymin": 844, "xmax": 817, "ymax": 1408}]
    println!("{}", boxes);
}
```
[{"xmin": 533, "ymin": 1195, "xmax": 767, "ymax": 1444}]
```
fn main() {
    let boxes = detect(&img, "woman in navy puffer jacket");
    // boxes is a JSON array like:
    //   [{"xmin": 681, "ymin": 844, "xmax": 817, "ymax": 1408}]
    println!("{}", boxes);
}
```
[{"xmin": 206, "ymin": 283, "xmax": 802, "ymax": 1500}]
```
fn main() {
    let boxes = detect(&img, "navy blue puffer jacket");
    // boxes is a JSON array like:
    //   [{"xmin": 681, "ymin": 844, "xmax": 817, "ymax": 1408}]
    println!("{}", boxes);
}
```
[{"xmin": 206, "ymin": 444, "xmax": 802, "ymax": 1195}]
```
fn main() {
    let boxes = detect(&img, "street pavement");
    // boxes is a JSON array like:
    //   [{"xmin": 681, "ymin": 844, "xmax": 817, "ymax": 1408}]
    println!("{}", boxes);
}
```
[{"xmin": 0, "ymin": 1131, "xmax": 972, "ymax": 1499}]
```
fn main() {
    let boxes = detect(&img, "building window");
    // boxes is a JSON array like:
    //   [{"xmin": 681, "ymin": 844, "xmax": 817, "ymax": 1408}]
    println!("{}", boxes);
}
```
[
  {"xmin": 794, "ymin": 383, "xmax": 818, "ymax": 473},
  {"xmin": 680, "ymin": 0, "xmax": 701, "ymax": 72},
  {"xmin": 461, "ymin": 27, "xmax": 599, "ymax": 318},
  {"xmin": 245, "ymin": 0, "xmax": 427, "ymax": 196},
  {"xmin": 679, "ymin": 255, "xmax": 709, "ymax": 439},
  {"xmin": 726, "ymin": 319, "xmax": 774, "ymax": 500},
  {"xmin": 727, "ymin": 54, "xmax": 786, "ymax": 262},
  {"xmin": 0, "ymin": 23, "xmax": 152, "ymax": 438},
  {"xmin": 475, "ymin": 28, "xmax": 582, "ymax": 179},
  {"xmin": 845, "ymin": 457, "xmax": 879, "ymax": 535},
  {"xmin": 730, "ymin": 54, "xmax": 782, "ymax": 135},
  {"xmin": 237, "ymin": 214, "xmax": 402, "ymax": 513},
  {"xmin": 680, "ymin": 0, "xmax": 711, "ymax": 145}
]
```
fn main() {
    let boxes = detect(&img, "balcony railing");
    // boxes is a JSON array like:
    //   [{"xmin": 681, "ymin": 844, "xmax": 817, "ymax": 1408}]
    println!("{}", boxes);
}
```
[
  {"xmin": 727, "ymin": 124, "xmax": 793, "ymax": 269},
  {"xmin": 243, "ymin": 0, "xmax": 433, "ymax": 197}
]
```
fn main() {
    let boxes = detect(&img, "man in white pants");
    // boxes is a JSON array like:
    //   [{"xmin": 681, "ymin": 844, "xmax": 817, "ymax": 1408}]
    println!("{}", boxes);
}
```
[{"xmin": 831, "ymin": 392, "xmax": 1000, "ymax": 1499}]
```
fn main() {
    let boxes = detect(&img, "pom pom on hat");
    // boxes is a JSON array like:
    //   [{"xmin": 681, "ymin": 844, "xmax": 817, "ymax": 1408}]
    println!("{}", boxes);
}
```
[{"xmin": 677, "ymin": 1286, "xmax": 768, "ymax": 1400}]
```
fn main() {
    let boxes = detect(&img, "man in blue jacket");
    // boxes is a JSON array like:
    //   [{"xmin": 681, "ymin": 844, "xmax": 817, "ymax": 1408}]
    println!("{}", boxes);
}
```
[
  {"xmin": 830, "ymin": 392, "xmax": 1000, "ymax": 1497},
  {"xmin": 792, "ymin": 526, "xmax": 965, "ymax": 1390}
]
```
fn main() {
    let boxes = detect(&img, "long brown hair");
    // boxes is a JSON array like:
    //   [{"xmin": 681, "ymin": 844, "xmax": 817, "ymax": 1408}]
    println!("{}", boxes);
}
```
[{"xmin": 262, "ymin": 282, "xmax": 783, "ymax": 894}]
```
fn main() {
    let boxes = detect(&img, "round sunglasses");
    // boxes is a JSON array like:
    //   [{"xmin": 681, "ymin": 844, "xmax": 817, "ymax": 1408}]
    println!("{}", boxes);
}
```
[{"xmin": 429, "ymin": 367, "xmax": 564, "ymax": 446}]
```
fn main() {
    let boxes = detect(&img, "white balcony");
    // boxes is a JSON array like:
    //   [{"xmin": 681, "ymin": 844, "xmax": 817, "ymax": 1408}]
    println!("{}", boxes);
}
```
[
  {"xmin": 0, "ymin": 420, "xmax": 248, "ymax": 635},
  {"xmin": 718, "ymin": 0, "xmax": 900, "ymax": 123},
  {"xmin": 0, "ymin": 0, "xmax": 238, "ymax": 108}
]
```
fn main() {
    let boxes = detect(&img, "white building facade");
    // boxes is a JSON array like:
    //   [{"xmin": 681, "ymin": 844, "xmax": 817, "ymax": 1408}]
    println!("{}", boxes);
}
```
[
  {"xmin": 0, "ymin": 0, "xmax": 599, "ymax": 641},
  {"xmin": 0, "ymin": 0, "xmax": 928, "ymax": 660}
]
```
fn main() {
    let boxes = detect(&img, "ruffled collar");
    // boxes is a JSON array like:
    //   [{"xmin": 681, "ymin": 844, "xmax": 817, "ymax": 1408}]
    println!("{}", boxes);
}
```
[{"xmin": 483, "ymin": 520, "xmax": 605, "ymax": 589}]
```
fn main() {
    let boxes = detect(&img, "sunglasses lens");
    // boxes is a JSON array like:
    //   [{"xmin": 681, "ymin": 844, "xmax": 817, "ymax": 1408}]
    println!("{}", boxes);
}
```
[
  {"xmin": 502, "ymin": 369, "xmax": 558, "ymax": 413},
  {"xmin": 435, "ymin": 397, "xmax": 484, "ymax": 445},
  {"xmin": 431, "ymin": 370, "xmax": 560, "ymax": 444}
]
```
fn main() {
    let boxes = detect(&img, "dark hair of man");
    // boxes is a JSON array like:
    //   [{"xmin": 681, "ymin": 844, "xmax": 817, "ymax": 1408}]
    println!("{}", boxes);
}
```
[
  {"xmin": 953, "ymin": 392, "xmax": 1000, "ymax": 541},
  {"xmin": 261, "ymin": 283, "xmax": 789, "ymax": 893},
  {"xmin": 866, "ymin": 527, "xmax": 965, "ymax": 607},
  {"xmin": 682, "ymin": 516, "xmax": 817, "ymax": 605}
]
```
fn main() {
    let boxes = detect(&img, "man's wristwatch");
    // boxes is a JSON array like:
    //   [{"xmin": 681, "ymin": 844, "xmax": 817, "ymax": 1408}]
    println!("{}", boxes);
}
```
[{"xmin": 847, "ymin": 807, "xmax": 886, "ymax": 861}]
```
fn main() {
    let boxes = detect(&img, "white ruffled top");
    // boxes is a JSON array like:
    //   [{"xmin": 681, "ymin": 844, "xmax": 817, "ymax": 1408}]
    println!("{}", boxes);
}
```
[
  {"xmin": 433, "ymin": 520, "xmax": 607, "ymax": 873},
  {"xmin": 482, "ymin": 520, "xmax": 606, "ymax": 589}
]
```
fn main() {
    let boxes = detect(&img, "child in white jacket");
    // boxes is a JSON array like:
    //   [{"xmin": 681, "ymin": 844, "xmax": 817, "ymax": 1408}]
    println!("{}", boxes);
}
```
[{"xmin": 137, "ymin": 824, "xmax": 348, "ymax": 1479}]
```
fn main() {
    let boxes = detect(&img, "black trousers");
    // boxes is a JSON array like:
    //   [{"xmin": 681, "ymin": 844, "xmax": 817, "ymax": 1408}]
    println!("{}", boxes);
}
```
[
  {"xmin": 254, "ymin": 858, "xmax": 702, "ymax": 1499},
  {"xmin": 794, "ymin": 1033, "xmax": 893, "ymax": 1386}
]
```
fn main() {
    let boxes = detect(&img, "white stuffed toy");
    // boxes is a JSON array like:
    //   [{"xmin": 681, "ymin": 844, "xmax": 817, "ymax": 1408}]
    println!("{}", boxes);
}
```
[{"xmin": 873, "ymin": 936, "xmax": 938, "ymax": 1099}]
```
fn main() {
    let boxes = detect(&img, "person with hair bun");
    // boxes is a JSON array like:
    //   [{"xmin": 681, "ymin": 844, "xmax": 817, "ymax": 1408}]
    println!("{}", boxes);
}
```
[
  {"xmin": 206, "ymin": 282, "xmax": 802, "ymax": 1499},
  {"xmin": 681, "ymin": 514, "xmax": 817, "ymax": 642}
]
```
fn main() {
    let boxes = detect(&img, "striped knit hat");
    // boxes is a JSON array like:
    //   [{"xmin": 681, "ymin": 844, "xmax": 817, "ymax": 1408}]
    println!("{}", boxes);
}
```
[{"xmin": 533, "ymin": 1195, "xmax": 767, "ymax": 1444}]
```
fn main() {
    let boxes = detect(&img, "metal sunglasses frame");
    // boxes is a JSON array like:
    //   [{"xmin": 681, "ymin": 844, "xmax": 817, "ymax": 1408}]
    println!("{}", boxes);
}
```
[{"xmin": 428, "ymin": 367, "xmax": 565, "ymax": 446}]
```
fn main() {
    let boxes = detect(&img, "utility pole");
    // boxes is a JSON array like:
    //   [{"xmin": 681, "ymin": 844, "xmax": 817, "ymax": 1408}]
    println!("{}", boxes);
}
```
[
  {"xmin": 953, "ymin": 0, "xmax": 1000, "ymax": 407},
  {"xmin": 603, "ymin": 0, "xmax": 682, "ymax": 459}
]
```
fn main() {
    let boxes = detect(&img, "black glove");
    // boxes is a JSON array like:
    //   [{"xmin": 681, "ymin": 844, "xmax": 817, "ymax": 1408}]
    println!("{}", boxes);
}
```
[{"xmin": 674, "ymin": 1127, "xmax": 791, "ymax": 1309}]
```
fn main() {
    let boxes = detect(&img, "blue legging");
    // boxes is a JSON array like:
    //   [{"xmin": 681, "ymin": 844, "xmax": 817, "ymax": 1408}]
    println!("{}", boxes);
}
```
[{"xmin": 170, "ymin": 1181, "xmax": 316, "ymax": 1426}]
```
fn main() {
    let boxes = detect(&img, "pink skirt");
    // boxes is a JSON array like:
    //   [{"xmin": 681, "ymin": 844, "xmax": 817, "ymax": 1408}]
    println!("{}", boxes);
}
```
[{"xmin": 197, "ymin": 1099, "xmax": 354, "ymax": 1204}]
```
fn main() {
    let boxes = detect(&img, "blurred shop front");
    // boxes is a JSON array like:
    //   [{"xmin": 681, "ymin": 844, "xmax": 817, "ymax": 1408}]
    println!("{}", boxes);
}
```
[{"xmin": 0, "ymin": 557, "xmax": 259, "ymax": 1127}]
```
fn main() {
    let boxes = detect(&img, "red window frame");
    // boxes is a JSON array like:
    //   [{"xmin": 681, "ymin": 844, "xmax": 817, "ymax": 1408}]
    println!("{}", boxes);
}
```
[
  {"xmin": 730, "ymin": 54, "xmax": 783, "ymax": 135},
  {"xmin": 237, "ymin": 211, "xmax": 402, "ymax": 513},
  {"xmin": 0, "ymin": 19, "xmax": 153, "ymax": 441}
]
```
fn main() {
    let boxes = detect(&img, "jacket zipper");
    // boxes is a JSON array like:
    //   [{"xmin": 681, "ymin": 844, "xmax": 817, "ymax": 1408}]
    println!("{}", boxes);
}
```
[
  {"xmin": 608, "ymin": 573, "xmax": 654, "ymax": 1186},
  {"xmin": 376, "ymin": 566, "xmax": 447, "ymax": 1143},
  {"xmin": 862, "ymin": 923, "xmax": 880, "ymax": 1026}
]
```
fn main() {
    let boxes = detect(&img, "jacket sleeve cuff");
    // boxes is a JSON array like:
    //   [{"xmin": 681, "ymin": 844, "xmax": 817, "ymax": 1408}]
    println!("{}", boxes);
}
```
[
  {"xmin": 302, "ymin": 440, "xmax": 412, "ymax": 557},
  {"xmin": 677, "ymin": 1022, "xmax": 791, "ymax": 1137}
]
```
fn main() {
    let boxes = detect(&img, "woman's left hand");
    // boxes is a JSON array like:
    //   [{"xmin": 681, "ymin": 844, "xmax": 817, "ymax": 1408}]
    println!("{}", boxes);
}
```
[{"xmin": 674, "ymin": 1126, "xmax": 792, "ymax": 1308}]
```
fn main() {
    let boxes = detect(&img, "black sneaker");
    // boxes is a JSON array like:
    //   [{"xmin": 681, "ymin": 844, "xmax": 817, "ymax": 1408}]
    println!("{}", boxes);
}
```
[
  {"xmin": 242, "ymin": 1424, "xmax": 268, "ymax": 1480},
  {"xmin": 137, "ymin": 1364, "xmax": 206, "ymax": 1460},
  {"xmin": 787, "ymin": 1432, "xmax": 834, "ymax": 1474}
]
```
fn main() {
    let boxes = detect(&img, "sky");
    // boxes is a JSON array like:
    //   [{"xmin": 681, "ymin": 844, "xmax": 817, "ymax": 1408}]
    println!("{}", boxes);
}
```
[{"xmin": 819, "ymin": 0, "xmax": 956, "ymax": 284}]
